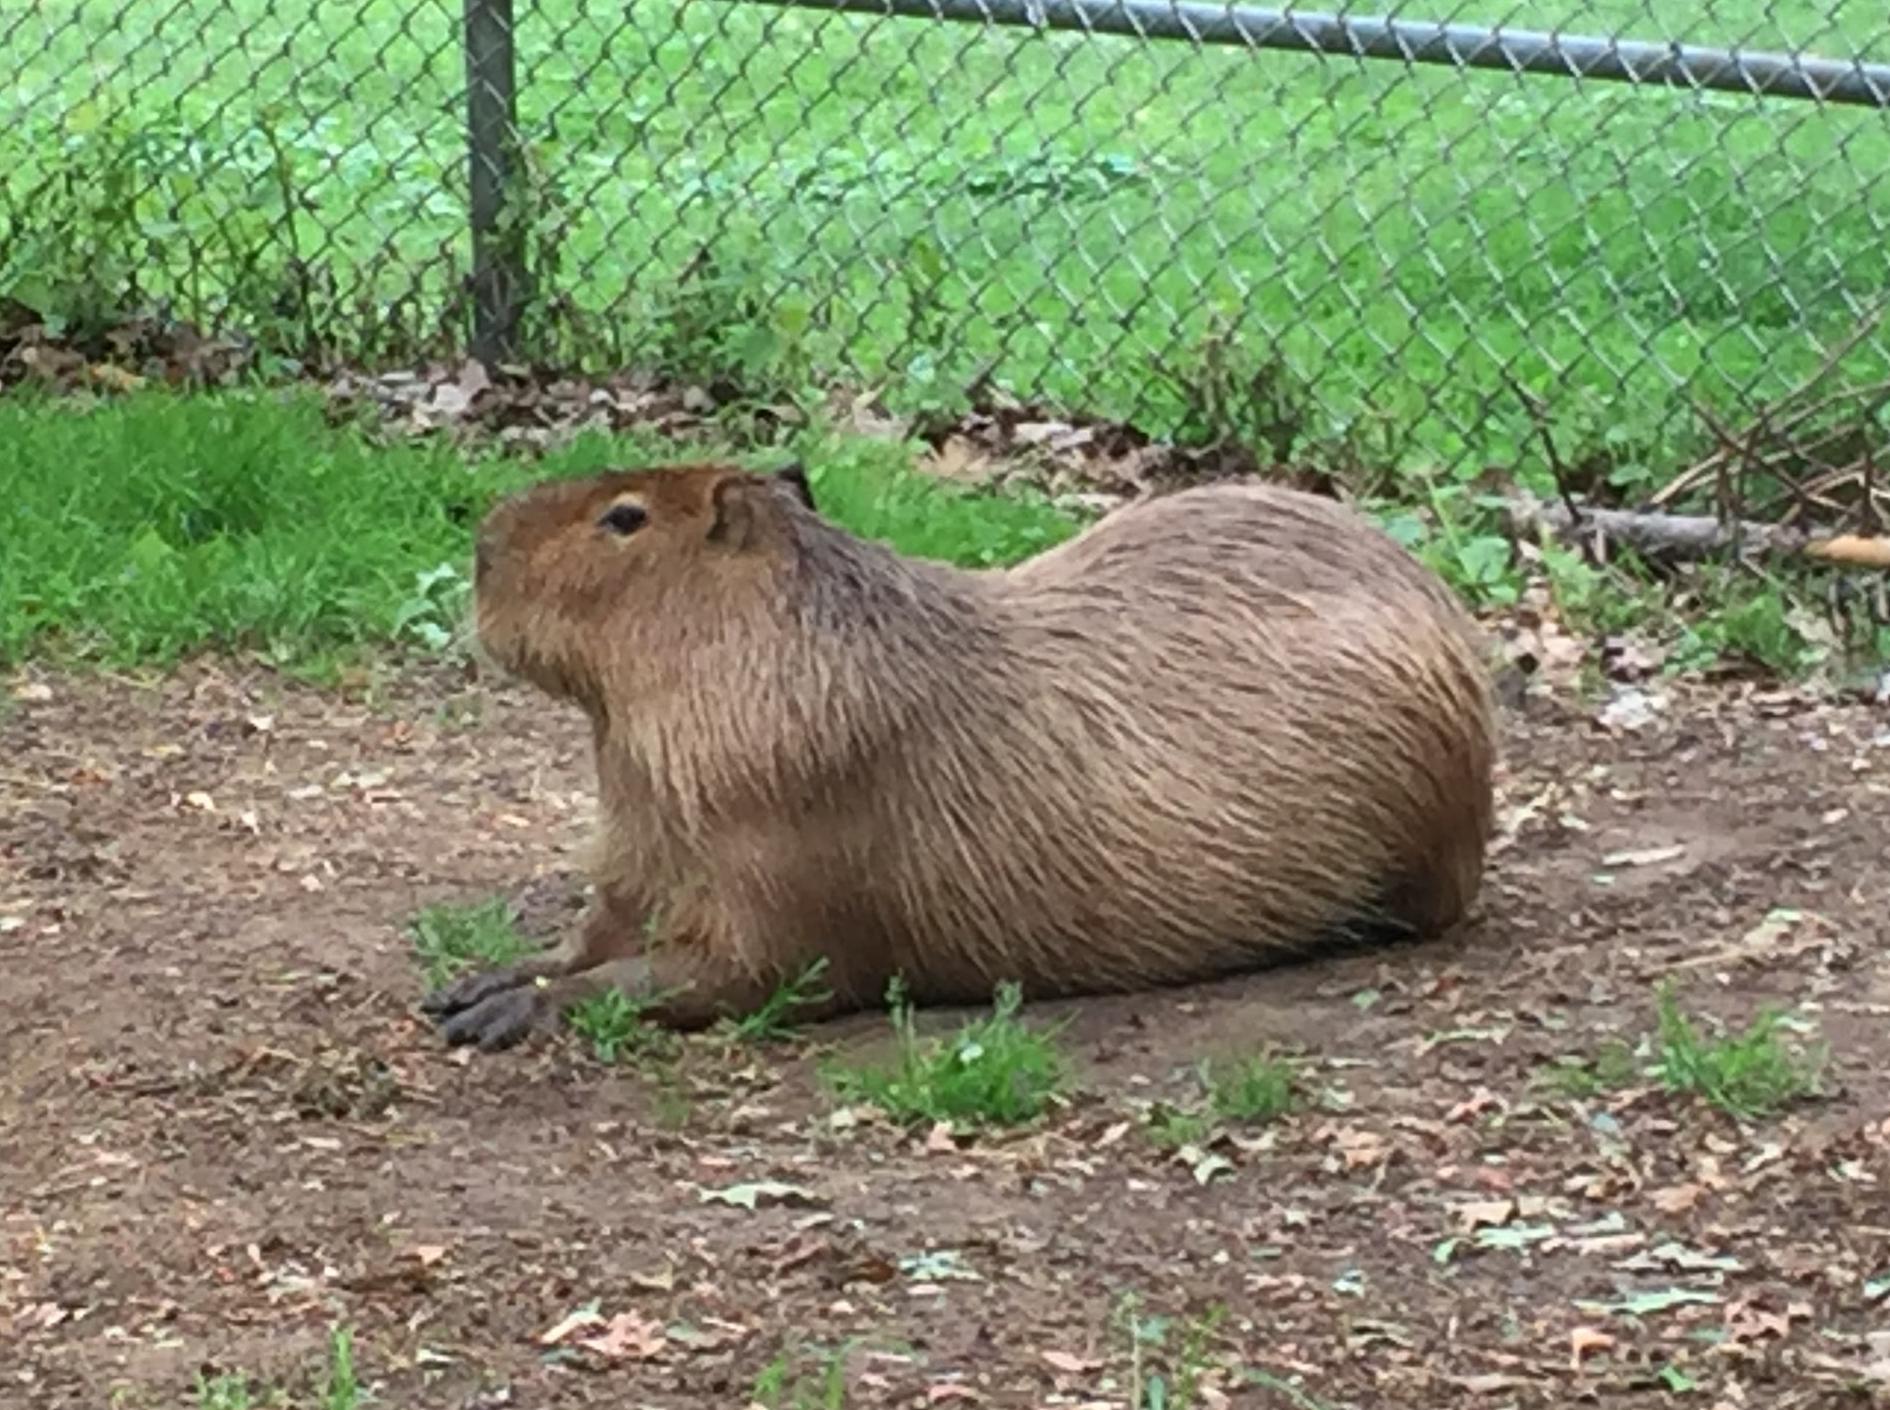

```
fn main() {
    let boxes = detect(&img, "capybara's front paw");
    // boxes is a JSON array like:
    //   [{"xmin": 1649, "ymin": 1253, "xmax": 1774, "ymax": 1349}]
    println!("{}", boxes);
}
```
[
  {"xmin": 438, "ymin": 985, "xmax": 547, "ymax": 1052},
  {"xmin": 421, "ymin": 964, "xmax": 532, "ymax": 1020}
]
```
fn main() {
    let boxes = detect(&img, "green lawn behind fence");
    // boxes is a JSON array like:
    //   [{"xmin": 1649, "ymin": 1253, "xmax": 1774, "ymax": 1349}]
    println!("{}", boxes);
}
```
[{"xmin": 4, "ymin": 0, "xmax": 1887, "ymax": 480}]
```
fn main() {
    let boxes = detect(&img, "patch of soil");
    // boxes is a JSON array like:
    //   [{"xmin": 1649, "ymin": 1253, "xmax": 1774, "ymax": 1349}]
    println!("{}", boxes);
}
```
[{"xmin": 3, "ymin": 661, "xmax": 1888, "ymax": 1408}]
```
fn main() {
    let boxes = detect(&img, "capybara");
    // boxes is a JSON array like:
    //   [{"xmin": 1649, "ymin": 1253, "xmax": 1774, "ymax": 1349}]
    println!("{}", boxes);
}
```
[{"xmin": 422, "ymin": 462, "xmax": 1496, "ymax": 1050}]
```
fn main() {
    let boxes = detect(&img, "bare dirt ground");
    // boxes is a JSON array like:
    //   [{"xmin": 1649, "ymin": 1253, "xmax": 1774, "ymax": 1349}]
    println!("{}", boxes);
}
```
[{"xmin": 4, "ymin": 657, "xmax": 1889, "ymax": 1409}]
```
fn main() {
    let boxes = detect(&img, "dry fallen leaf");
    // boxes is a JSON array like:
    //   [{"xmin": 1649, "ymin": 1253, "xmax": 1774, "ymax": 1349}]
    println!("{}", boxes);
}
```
[
  {"xmin": 1649, "ymin": 1182, "xmax": 1706, "ymax": 1214},
  {"xmin": 1569, "ymin": 1326, "xmax": 1615, "ymax": 1368},
  {"xmin": 1447, "ymin": 1088, "xmax": 1504, "ymax": 1123},
  {"xmin": 1600, "ymin": 844, "xmax": 1686, "ymax": 868},
  {"xmin": 1454, "ymin": 1372, "xmax": 1524, "ymax": 1394},
  {"xmin": 577, "ymin": 1310, "xmax": 668, "ymax": 1360},
  {"xmin": 1453, "ymin": 1199, "xmax": 1516, "ymax": 1233},
  {"xmin": 1041, "ymin": 1350, "xmax": 1104, "ymax": 1374},
  {"xmin": 925, "ymin": 1386, "xmax": 983, "ymax": 1404},
  {"xmin": 698, "ymin": 1180, "xmax": 822, "ymax": 1210}
]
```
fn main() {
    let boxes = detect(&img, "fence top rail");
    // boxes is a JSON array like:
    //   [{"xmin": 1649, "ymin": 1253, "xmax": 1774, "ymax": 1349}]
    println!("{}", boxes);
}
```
[{"xmin": 728, "ymin": 0, "xmax": 1890, "ymax": 109}]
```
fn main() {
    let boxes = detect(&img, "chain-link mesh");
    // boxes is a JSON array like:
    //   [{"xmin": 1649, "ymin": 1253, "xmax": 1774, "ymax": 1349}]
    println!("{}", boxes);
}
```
[{"xmin": 4, "ymin": 0, "xmax": 1887, "ymax": 481}]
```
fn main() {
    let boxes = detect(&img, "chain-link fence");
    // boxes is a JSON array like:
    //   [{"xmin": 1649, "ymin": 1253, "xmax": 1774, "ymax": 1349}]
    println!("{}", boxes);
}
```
[{"xmin": 4, "ymin": 0, "xmax": 1888, "ymax": 485}]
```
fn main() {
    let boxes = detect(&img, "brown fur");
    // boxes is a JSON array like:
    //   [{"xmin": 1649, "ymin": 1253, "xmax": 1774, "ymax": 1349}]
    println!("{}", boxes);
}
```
[{"xmin": 424, "ymin": 462, "xmax": 1497, "ymax": 1049}]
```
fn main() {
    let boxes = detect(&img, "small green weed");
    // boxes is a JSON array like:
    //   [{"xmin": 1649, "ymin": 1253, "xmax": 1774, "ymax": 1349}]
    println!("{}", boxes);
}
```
[
  {"xmin": 322, "ymin": 1326, "xmax": 360, "ymax": 1410},
  {"xmin": 1144, "ymin": 1103, "xmax": 1214, "ymax": 1152},
  {"xmin": 1652, "ymin": 984, "xmax": 1823, "ymax": 1120},
  {"xmin": 1539, "ymin": 540, "xmax": 1657, "ymax": 636},
  {"xmin": 1377, "ymin": 478, "xmax": 1523, "ymax": 609},
  {"xmin": 719, "ymin": 957, "xmax": 834, "ymax": 1045},
  {"xmin": 1668, "ymin": 571, "xmax": 1825, "ymax": 677},
  {"xmin": 1537, "ymin": 1037, "xmax": 1641, "ymax": 1100},
  {"xmin": 826, "ymin": 979, "xmax": 1068, "ymax": 1128},
  {"xmin": 566, "ymin": 989, "xmax": 668, "ymax": 1064},
  {"xmin": 191, "ymin": 1324, "xmax": 358, "ymax": 1410},
  {"xmin": 1201, "ymin": 1054, "xmax": 1297, "ymax": 1124},
  {"xmin": 1117, "ymin": 1294, "xmax": 1227, "ymax": 1410},
  {"xmin": 408, "ymin": 897, "xmax": 532, "ymax": 992},
  {"xmin": 1242, "ymin": 1368, "xmax": 1338, "ymax": 1410},
  {"xmin": 194, "ymin": 1374, "xmax": 256, "ymax": 1410},
  {"xmin": 749, "ymin": 1341, "xmax": 854, "ymax": 1409},
  {"xmin": 1143, "ymin": 1053, "xmax": 1295, "ymax": 1150}
]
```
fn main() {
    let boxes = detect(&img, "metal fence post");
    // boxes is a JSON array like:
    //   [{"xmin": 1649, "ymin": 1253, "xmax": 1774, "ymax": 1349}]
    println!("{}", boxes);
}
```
[{"xmin": 464, "ymin": 0, "xmax": 523, "ymax": 365}]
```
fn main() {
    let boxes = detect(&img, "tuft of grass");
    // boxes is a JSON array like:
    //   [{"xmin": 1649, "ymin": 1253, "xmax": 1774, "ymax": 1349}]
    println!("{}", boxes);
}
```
[
  {"xmin": 565, "ymin": 988, "xmax": 673, "ymax": 1064},
  {"xmin": 1144, "ymin": 1103, "xmax": 1215, "ymax": 1152},
  {"xmin": 194, "ymin": 1375, "xmax": 256, "ymax": 1410},
  {"xmin": 1201, "ymin": 1054, "xmax": 1297, "ymax": 1124},
  {"xmin": 407, "ymin": 897, "xmax": 533, "ymax": 992},
  {"xmin": 719, "ymin": 957, "xmax": 835, "ymax": 1046},
  {"xmin": 1651, "ymin": 984, "xmax": 1824, "ymax": 1121},
  {"xmin": 322, "ymin": 1327, "xmax": 360, "ymax": 1410},
  {"xmin": 1143, "ymin": 1053, "xmax": 1296, "ymax": 1150},
  {"xmin": 1537, "ymin": 1037, "xmax": 1641, "ymax": 1100},
  {"xmin": 191, "ymin": 1324, "xmax": 357, "ymax": 1410},
  {"xmin": 826, "ymin": 978, "xmax": 1068, "ymax": 1128},
  {"xmin": 750, "ymin": 1341, "xmax": 856, "ymax": 1409},
  {"xmin": 1117, "ymin": 1294, "xmax": 1227, "ymax": 1410}
]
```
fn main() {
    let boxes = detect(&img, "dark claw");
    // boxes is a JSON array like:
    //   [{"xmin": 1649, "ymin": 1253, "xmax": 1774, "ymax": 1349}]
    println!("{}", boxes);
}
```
[
  {"xmin": 439, "ymin": 986, "xmax": 544, "ymax": 1051},
  {"xmin": 422, "ymin": 963, "xmax": 532, "ymax": 1019}
]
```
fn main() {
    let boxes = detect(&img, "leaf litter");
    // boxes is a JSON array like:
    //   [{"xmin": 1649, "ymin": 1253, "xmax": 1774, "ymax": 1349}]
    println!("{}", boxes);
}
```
[{"xmin": 5, "ymin": 626, "xmax": 1889, "ymax": 1407}]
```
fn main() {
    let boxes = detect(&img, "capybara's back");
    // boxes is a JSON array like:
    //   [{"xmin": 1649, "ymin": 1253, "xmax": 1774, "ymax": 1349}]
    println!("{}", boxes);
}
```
[
  {"xmin": 842, "ymin": 479, "xmax": 1497, "ymax": 1004},
  {"xmin": 452, "ymin": 463, "xmax": 1498, "ymax": 1038}
]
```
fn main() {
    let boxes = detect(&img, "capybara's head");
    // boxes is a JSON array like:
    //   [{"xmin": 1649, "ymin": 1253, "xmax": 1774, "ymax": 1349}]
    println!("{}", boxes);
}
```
[{"xmin": 472, "ymin": 461, "xmax": 815, "ymax": 705}]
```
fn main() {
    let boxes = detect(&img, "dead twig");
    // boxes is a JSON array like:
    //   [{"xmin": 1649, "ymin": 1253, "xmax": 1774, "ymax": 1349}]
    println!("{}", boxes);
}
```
[{"xmin": 1506, "ymin": 494, "xmax": 1890, "ymax": 569}]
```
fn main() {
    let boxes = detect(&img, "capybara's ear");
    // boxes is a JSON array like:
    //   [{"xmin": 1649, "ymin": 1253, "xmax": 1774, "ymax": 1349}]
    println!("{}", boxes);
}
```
[
  {"xmin": 773, "ymin": 461, "xmax": 815, "ymax": 511},
  {"xmin": 707, "ymin": 472, "xmax": 774, "ymax": 549}
]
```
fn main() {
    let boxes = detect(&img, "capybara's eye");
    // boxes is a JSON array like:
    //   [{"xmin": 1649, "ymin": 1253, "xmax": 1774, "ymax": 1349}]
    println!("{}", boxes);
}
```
[{"xmin": 597, "ymin": 502, "xmax": 648, "ymax": 537}]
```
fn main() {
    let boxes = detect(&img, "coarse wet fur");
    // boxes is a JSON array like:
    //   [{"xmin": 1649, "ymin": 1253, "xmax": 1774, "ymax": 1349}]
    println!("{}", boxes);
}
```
[{"xmin": 422, "ymin": 462, "xmax": 1497, "ymax": 1050}]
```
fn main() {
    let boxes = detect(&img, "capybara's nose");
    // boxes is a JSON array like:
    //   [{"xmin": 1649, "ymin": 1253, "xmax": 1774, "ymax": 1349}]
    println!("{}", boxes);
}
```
[{"xmin": 473, "ymin": 535, "xmax": 492, "ymax": 581}]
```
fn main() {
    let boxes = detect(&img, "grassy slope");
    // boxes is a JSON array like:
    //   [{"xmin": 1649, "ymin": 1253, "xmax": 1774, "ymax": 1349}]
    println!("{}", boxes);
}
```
[{"xmin": 4, "ymin": 0, "xmax": 1886, "ymax": 475}]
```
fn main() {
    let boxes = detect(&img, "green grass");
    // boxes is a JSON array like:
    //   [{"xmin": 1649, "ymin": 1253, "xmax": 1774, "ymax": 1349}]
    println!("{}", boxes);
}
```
[
  {"xmin": 1537, "ymin": 1036, "xmax": 1641, "ymax": 1100},
  {"xmin": 750, "ymin": 1342, "xmax": 856, "ymax": 1410},
  {"xmin": 1380, "ymin": 481, "xmax": 1885, "ymax": 675},
  {"xmin": 566, "ymin": 988, "xmax": 671, "ymax": 1064},
  {"xmin": 1535, "ymin": 988, "xmax": 1825, "ymax": 1119},
  {"xmin": 0, "ymin": 384, "xmax": 1876, "ymax": 681},
  {"xmin": 1118, "ymin": 1295, "xmax": 1227, "ymax": 1410},
  {"xmin": 1145, "ymin": 1053, "xmax": 1297, "ymax": 1148},
  {"xmin": 407, "ymin": 897, "xmax": 534, "ymax": 992},
  {"xmin": 1201, "ymin": 1054, "xmax": 1297, "ymax": 1124},
  {"xmin": 4, "ymin": 0, "xmax": 1886, "ymax": 477},
  {"xmin": 826, "ymin": 979, "xmax": 1069, "ymax": 1128},
  {"xmin": 1144, "ymin": 1104, "xmax": 1216, "ymax": 1152},
  {"xmin": 192, "ymin": 1326, "xmax": 359, "ymax": 1410},
  {"xmin": 1652, "ymin": 984, "xmax": 1824, "ymax": 1121},
  {"xmin": 194, "ymin": 1375, "xmax": 258, "ymax": 1410},
  {"xmin": 718, "ymin": 958, "xmax": 836, "ymax": 1046},
  {"xmin": 0, "ymin": 387, "xmax": 1077, "ymax": 670}
]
